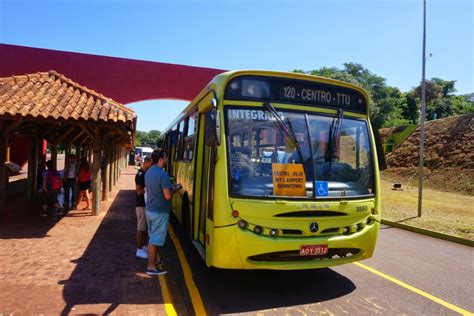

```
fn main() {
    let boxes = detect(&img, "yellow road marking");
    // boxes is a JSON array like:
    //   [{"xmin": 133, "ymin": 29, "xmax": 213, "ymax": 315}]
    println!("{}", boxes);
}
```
[
  {"xmin": 158, "ymin": 275, "xmax": 177, "ymax": 316},
  {"xmin": 354, "ymin": 262, "xmax": 474, "ymax": 316},
  {"xmin": 168, "ymin": 225, "xmax": 207, "ymax": 315}
]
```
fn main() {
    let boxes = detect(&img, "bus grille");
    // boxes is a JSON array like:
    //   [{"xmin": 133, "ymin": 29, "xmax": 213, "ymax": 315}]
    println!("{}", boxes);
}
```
[
  {"xmin": 320, "ymin": 227, "xmax": 340, "ymax": 234},
  {"xmin": 274, "ymin": 211, "xmax": 347, "ymax": 217},
  {"xmin": 281, "ymin": 229, "xmax": 303, "ymax": 235},
  {"xmin": 248, "ymin": 248, "xmax": 360, "ymax": 262}
]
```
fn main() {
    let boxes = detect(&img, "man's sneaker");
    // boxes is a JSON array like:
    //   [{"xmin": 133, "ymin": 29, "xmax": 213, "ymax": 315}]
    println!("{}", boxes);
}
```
[
  {"xmin": 136, "ymin": 248, "xmax": 148, "ymax": 259},
  {"xmin": 146, "ymin": 265, "xmax": 167, "ymax": 275}
]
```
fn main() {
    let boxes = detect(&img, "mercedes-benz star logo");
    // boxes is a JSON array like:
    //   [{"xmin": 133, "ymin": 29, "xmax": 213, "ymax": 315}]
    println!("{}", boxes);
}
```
[{"xmin": 309, "ymin": 222, "xmax": 319, "ymax": 233}]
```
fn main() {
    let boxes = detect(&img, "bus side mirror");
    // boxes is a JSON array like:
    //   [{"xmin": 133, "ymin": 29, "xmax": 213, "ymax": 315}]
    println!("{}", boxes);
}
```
[
  {"xmin": 156, "ymin": 139, "xmax": 163, "ymax": 148},
  {"xmin": 205, "ymin": 108, "xmax": 221, "ymax": 146}
]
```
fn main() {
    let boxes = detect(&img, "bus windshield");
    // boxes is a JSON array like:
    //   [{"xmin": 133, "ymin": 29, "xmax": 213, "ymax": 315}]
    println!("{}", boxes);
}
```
[{"xmin": 226, "ymin": 107, "xmax": 374, "ymax": 198}]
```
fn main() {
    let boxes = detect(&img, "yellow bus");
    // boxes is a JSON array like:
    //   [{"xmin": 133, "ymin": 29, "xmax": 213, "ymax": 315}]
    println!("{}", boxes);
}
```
[{"xmin": 160, "ymin": 70, "xmax": 380, "ymax": 270}]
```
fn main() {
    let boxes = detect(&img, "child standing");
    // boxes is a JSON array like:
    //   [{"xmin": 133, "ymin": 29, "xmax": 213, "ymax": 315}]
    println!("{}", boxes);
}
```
[{"xmin": 41, "ymin": 160, "xmax": 63, "ymax": 219}]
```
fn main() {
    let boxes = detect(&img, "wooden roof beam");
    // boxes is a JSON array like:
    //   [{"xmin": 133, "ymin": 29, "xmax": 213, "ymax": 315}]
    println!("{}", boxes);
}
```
[
  {"xmin": 69, "ymin": 130, "xmax": 86, "ymax": 144},
  {"xmin": 0, "ymin": 119, "xmax": 23, "ymax": 135},
  {"xmin": 56, "ymin": 125, "xmax": 79, "ymax": 143},
  {"xmin": 79, "ymin": 124, "xmax": 95, "ymax": 140}
]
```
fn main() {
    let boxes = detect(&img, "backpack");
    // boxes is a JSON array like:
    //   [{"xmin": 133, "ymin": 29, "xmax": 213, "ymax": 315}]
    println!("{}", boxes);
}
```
[{"xmin": 47, "ymin": 170, "xmax": 62, "ymax": 190}]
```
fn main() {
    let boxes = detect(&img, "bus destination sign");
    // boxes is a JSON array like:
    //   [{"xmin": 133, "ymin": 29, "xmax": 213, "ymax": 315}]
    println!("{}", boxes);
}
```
[
  {"xmin": 225, "ymin": 75, "xmax": 367, "ymax": 113},
  {"xmin": 276, "ymin": 81, "xmax": 366, "ymax": 112}
]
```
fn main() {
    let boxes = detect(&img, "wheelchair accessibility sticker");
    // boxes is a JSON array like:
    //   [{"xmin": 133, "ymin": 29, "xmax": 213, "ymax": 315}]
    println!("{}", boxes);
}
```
[{"xmin": 315, "ymin": 181, "xmax": 329, "ymax": 197}]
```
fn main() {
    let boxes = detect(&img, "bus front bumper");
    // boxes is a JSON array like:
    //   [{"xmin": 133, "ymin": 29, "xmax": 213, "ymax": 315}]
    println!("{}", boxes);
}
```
[{"xmin": 210, "ymin": 221, "xmax": 379, "ymax": 270}]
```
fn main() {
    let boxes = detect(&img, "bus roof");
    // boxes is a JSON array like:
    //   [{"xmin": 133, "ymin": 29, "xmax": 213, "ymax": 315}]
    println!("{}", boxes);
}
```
[{"xmin": 162, "ymin": 70, "xmax": 370, "ymax": 134}]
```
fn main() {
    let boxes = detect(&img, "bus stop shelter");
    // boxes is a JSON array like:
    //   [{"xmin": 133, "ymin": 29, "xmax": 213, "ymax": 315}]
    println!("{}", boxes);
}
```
[{"xmin": 0, "ymin": 70, "xmax": 136, "ymax": 216}]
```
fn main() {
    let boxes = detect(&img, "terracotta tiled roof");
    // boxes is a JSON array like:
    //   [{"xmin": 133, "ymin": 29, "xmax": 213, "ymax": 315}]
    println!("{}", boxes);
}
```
[{"xmin": 0, "ymin": 71, "xmax": 136, "ymax": 123}]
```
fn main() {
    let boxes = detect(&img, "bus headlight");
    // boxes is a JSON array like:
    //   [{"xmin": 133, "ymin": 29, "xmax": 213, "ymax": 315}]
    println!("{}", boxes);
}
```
[
  {"xmin": 253, "ymin": 225, "xmax": 263, "ymax": 234},
  {"xmin": 269, "ymin": 229, "xmax": 278, "ymax": 238}
]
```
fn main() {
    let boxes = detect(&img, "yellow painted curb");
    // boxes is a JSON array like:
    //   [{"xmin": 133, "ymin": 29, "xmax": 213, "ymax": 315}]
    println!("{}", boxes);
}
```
[
  {"xmin": 168, "ymin": 225, "xmax": 207, "ymax": 315},
  {"xmin": 159, "ymin": 275, "xmax": 177, "ymax": 316}
]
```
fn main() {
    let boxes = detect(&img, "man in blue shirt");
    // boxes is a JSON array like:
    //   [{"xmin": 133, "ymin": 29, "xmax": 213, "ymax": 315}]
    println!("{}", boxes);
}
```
[{"xmin": 144, "ymin": 149, "xmax": 177, "ymax": 275}]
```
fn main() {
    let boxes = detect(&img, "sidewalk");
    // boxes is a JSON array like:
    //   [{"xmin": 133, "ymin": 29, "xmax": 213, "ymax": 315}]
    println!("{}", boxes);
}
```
[{"xmin": 0, "ymin": 166, "xmax": 166, "ymax": 315}]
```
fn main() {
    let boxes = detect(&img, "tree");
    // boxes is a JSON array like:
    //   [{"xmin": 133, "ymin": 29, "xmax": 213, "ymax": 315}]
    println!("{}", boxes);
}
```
[
  {"xmin": 294, "ymin": 63, "xmax": 403, "ymax": 129},
  {"xmin": 451, "ymin": 95, "xmax": 474, "ymax": 114},
  {"xmin": 402, "ymin": 92, "xmax": 419, "ymax": 124},
  {"xmin": 300, "ymin": 64, "xmax": 472, "ymax": 124},
  {"xmin": 296, "ymin": 64, "xmax": 473, "ymax": 166},
  {"xmin": 306, "ymin": 66, "xmax": 360, "ymax": 86},
  {"xmin": 413, "ymin": 80, "xmax": 442, "ymax": 104},
  {"xmin": 412, "ymin": 79, "xmax": 472, "ymax": 120},
  {"xmin": 135, "ymin": 130, "xmax": 161, "ymax": 147},
  {"xmin": 431, "ymin": 78, "xmax": 456, "ymax": 97},
  {"xmin": 147, "ymin": 130, "xmax": 161, "ymax": 144}
]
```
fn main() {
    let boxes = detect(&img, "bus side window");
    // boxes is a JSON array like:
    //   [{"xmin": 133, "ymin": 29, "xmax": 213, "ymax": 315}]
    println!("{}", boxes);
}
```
[
  {"xmin": 163, "ymin": 133, "xmax": 171, "ymax": 171},
  {"xmin": 183, "ymin": 113, "xmax": 196, "ymax": 161},
  {"xmin": 176, "ymin": 121, "xmax": 185, "ymax": 160}
]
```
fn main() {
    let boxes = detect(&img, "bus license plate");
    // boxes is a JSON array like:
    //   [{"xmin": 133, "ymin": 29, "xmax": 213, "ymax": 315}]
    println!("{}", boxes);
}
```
[{"xmin": 299, "ymin": 244, "xmax": 328, "ymax": 256}]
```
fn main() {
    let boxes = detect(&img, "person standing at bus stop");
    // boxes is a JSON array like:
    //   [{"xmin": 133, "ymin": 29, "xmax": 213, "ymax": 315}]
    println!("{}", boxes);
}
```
[
  {"xmin": 77, "ymin": 157, "xmax": 92, "ymax": 211},
  {"xmin": 144, "ymin": 149, "xmax": 177, "ymax": 275},
  {"xmin": 135, "ymin": 156, "xmax": 152, "ymax": 259},
  {"xmin": 63, "ymin": 154, "xmax": 78, "ymax": 211},
  {"xmin": 41, "ymin": 160, "xmax": 63, "ymax": 218}
]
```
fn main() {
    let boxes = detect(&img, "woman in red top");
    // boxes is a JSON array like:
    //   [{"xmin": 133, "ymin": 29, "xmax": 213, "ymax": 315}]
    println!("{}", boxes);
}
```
[{"xmin": 78, "ymin": 157, "xmax": 92, "ymax": 210}]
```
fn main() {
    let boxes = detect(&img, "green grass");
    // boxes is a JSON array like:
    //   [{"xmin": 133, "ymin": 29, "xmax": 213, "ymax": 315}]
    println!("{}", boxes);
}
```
[{"xmin": 381, "ymin": 177, "xmax": 474, "ymax": 240}]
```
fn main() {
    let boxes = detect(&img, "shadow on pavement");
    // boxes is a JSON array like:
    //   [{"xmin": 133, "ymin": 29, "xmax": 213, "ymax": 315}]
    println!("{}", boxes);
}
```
[
  {"xmin": 168, "ymin": 215, "xmax": 357, "ymax": 315},
  {"xmin": 59, "ymin": 189, "xmax": 163, "ymax": 315},
  {"xmin": 0, "ymin": 179, "xmax": 59, "ymax": 239},
  {"xmin": 201, "ymin": 267, "xmax": 356, "ymax": 314}
]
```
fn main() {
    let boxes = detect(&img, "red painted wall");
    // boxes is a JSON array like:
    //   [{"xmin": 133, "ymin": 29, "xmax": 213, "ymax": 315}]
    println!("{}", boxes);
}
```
[
  {"xmin": 0, "ymin": 44, "xmax": 227, "ymax": 168},
  {"xmin": 9, "ymin": 136, "xmax": 47, "ymax": 168},
  {"xmin": 0, "ymin": 44, "xmax": 226, "ymax": 103},
  {"xmin": 9, "ymin": 136, "xmax": 29, "ymax": 168}
]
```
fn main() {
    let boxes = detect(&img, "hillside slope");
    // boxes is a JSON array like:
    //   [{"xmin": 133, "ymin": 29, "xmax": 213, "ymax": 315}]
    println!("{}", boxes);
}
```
[{"xmin": 384, "ymin": 114, "xmax": 473, "ymax": 195}]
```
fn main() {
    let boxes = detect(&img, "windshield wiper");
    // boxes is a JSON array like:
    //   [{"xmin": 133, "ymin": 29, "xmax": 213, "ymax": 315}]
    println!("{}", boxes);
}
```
[
  {"xmin": 325, "ymin": 109, "xmax": 344, "ymax": 174},
  {"xmin": 262, "ymin": 102, "xmax": 304, "ymax": 162}
]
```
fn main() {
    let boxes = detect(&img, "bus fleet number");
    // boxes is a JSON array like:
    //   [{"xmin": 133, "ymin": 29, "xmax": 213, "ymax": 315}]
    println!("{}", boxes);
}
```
[{"xmin": 284, "ymin": 86, "xmax": 296, "ymax": 99}]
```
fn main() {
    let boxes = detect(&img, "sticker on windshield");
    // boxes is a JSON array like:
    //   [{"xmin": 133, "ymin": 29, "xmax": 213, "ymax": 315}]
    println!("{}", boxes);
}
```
[
  {"xmin": 228, "ymin": 109, "xmax": 285, "ymax": 121},
  {"xmin": 272, "ymin": 163, "xmax": 306, "ymax": 196},
  {"xmin": 315, "ymin": 181, "xmax": 329, "ymax": 197}
]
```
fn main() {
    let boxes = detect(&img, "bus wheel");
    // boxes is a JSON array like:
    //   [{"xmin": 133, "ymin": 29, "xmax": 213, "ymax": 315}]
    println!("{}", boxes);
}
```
[{"xmin": 182, "ymin": 197, "xmax": 191, "ymax": 238}]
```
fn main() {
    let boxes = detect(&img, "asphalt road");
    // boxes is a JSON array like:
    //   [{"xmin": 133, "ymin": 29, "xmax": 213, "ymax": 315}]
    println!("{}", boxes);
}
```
[{"xmin": 164, "ymin": 220, "xmax": 474, "ymax": 315}]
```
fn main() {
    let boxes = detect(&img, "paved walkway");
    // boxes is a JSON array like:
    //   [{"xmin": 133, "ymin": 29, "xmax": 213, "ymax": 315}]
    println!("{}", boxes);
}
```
[{"xmin": 0, "ymin": 166, "xmax": 166, "ymax": 315}]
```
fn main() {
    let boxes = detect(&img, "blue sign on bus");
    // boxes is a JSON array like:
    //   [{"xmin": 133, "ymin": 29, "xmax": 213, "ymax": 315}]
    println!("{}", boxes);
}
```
[{"xmin": 315, "ymin": 181, "xmax": 329, "ymax": 197}]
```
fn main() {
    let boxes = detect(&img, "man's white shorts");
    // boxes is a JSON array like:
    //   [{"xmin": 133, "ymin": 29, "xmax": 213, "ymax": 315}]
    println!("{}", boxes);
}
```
[{"xmin": 136, "ymin": 206, "xmax": 147, "ymax": 231}]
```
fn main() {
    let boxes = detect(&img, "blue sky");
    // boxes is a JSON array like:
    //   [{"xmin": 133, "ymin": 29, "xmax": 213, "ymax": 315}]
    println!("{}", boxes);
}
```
[{"xmin": 1, "ymin": 0, "xmax": 472, "ymax": 131}]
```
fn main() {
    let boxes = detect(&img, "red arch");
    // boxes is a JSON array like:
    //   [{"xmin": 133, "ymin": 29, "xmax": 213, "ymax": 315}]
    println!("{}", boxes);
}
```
[{"xmin": 0, "ymin": 44, "xmax": 226, "ymax": 103}]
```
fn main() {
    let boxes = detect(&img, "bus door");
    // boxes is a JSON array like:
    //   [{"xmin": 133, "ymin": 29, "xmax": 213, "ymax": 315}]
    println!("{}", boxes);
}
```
[
  {"xmin": 198, "ymin": 143, "xmax": 212, "ymax": 245},
  {"xmin": 197, "ymin": 107, "xmax": 220, "ymax": 247}
]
